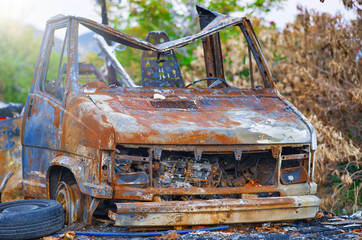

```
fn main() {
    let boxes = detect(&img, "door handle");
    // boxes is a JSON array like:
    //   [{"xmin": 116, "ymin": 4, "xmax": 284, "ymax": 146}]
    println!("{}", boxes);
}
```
[{"xmin": 27, "ymin": 98, "xmax": 34, "ymax": 118}]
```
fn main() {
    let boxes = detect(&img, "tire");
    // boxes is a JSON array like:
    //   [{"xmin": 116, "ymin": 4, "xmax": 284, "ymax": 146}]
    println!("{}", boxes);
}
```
[{"xmin": 0, "ymin": 199, "xmax": 64, "ymax": 240}]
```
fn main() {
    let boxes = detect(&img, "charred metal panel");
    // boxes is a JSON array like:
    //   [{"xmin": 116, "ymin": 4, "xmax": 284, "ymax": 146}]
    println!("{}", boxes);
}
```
[
  {"xmin": 0, "ymin": 117, "xmax": 23, "ymax": 202},
  {"xmin": 275, "ymin": 92, "xmax": 318, "ymax": 150},
  {"xmin": 0, "ymin": 118, "xmax": 21, "ymax": 157},
  {"xmin": 23, "ymin": 94, "xmax": 64, "ymax": 149},
  {"xmin": 110, "ymin": 196, "xmax": 320, "ymax": 226},
  {"xmin": 22, "ymin": 93, "xmax": 64, "ymax": 198},
  {"xmin": 87, "ymin": 89, "xmax": 311, "ymax": 145},
  {"xmin": 49, "ymin": 156, "xmax": 113, "ymax": 198},
  {"xmin": 61, "ymin": 95, "xmax": 115, "ymax": 153},
  {"xmin": 77, "ymin": 14, "xmax": 244, "ymax": 52}
]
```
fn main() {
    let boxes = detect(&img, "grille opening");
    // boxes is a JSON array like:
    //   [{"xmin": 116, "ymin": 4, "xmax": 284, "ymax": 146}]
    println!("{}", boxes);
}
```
[
  {"xmin": 114, "ymin": 145, "xmax": 150, "ymax": 188},
  {"xmin": 281, "ymin": 145, "xmax": 309, "ymax": 169},
  {"xmin": 153, "ymin": 150, "xmax": 277, "ymax": 190},
  {"xmin": 150, "ymin": 100, "xmax": 197, "ymax": 109},
  {"xmin": 281, "ymin": 146, "xmax": 309, "ymax": 184}
]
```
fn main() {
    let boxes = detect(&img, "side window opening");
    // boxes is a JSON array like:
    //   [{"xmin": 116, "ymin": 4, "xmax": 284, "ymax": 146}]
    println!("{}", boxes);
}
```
[{"xmin": 40, "ymin": 26, "xmax": 68, "ymax": 100}]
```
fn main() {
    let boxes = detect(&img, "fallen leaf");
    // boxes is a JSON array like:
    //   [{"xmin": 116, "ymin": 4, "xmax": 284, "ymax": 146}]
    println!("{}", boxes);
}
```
[
  {"xmin": 244, "ymin": 179, "xmax": 261, "ymax": 187},
  {"xmin": 352, "ymin": 229, "xmax": 362, "ymax": 236},
  {"xmin": 64, "ymin": 231, "xmax": 75, "ymax": 240},
  {"xmin": 41, "ymin": 237, "xmax": 60, "ymax": 240},
  {"xmin": 315, "ymin": 212, "xmax": 324, "ymax": 219},
  {"xmin": 161, "ymin": 230, "xmax": 180, "ymax": 240},
  {"xmin": 289, "ymin": 232, "xmax": 300, "ymax": 237},
  {"xmin": 192, "ymin": 226, "xmax": 206, "ymax": 229}
]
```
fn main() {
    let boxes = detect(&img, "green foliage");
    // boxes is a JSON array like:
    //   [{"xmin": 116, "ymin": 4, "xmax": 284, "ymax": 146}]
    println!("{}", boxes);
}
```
[
  {"xmin": 0, "ymin": 19, "xmax": 41, "ymax": 103},
  {"xmin": 113, "ymin": 26, "xmax": 144, "ymax": 83},
  {"xmin": 329, "ymin": 161, "xmax": 361, "ymax": 215},
  {"xmin": 106, "ymin": 0, "xmax": 285, "ymax": 82},
  {"xmin": 111, "ymin": 0, "xmax": 284, "ymax": 35}
]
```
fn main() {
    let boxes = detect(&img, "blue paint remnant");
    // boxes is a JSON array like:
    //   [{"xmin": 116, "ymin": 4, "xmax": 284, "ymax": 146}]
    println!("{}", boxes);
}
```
[
  {"xmin": 0, "ymin": 118, "xmax": 21, "ymax": 150},
  {"xmin": 5, "ymin": 141, "xmax": 15, "ymax": 149}
]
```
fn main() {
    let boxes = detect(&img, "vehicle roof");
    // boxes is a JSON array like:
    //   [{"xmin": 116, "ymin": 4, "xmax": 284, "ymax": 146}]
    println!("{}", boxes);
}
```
[{"xmin": 47, "ymin": 6, "xmax": 246, "ymax": 52}]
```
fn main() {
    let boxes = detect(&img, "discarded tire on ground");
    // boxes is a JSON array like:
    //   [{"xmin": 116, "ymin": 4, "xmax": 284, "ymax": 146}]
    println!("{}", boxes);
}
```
[{"xmin": 0, "ymin": 199, "xmax": 64, "ymax": 240}]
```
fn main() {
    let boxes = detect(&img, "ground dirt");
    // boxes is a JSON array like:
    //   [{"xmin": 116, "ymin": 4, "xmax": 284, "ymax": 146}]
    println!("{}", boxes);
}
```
[{"xmin": 43, "ymin": 212, "xmax": 362, "ymax": 240}]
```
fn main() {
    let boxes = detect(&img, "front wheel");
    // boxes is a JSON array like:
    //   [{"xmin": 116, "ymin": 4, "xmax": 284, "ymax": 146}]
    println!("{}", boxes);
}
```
[{"xmin": 55, "ymin": 181, "xmax": 83, "ymax": 225}]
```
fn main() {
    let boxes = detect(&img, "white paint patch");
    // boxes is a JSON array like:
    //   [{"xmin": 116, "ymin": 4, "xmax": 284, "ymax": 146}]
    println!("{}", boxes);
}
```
[
  {"xmin": 89, "ymin": 95, "xmax": 113, "ymax": 102},
  {"xmin": 153, "ymin": 93, "xmax": 166, "ymax": 100},
  {"xmin": 84, "ymin": 88, "xmax": 96, "ymax": 93}
]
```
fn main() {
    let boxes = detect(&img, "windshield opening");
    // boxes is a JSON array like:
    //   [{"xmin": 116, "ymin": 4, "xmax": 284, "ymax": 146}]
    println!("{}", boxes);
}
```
[{"xmin": 77, "ymin": 21, "xmax": 268, "ymax": 91}]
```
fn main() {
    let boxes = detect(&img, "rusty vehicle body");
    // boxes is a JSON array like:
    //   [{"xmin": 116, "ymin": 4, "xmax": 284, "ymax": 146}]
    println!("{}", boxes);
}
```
[{"xmin": 0, "ymin": 6, "xmax": 320, "ymax": 226}]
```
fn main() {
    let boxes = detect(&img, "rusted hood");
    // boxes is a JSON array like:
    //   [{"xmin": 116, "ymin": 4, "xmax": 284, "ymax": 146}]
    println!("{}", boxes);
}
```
[{"xmin": 87, "ymin": 88, "xmax": 311, "ymax": 145}]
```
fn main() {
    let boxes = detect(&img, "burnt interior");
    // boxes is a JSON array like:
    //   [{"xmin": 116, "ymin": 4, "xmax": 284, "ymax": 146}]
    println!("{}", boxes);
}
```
[
  {"xmin": 114, "ymin": 146, "xmax": 278, "ymax": 191},
  {"xmin": 280, "ymin": 145, "xmax": 310, "ymax": 184},
  {"xmin": 153, "ymin": 151, "xmax": 277, "ymax": 189},
  {"xmin": 281, "ymin": 146, "xmax": 309, "ymax": 169},
  {"xmin": 114, "ymin": 146, "xmax": 151, "ymax": 187}
]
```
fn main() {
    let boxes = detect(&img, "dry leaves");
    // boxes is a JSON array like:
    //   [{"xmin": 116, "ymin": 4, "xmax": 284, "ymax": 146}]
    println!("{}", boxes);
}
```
[
  {"xmin": 255, "ymin": 225, "xmax": 286, "ymax": 233},
  {"xmin": 42, "ymin": 232, "xmax": 75, "ymax": 240}
]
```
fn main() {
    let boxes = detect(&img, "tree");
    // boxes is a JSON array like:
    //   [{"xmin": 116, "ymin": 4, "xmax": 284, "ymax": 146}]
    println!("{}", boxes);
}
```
[
  {"xmin": 110, "ymin": 0, "xmax": 285, "ymax": 37},
  {"xmin": 0, "ymin": 19, "xmax": 41, "ymax": 103}
]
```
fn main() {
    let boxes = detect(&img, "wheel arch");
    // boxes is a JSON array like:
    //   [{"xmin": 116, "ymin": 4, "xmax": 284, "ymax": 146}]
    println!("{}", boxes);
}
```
[
  {"xmin": 47, "ymin": 155, "xmax": 113, "ymax": 199},
  {"xmin": 47, "ymin": 155, "xmax": 85, "ymax": 199}
]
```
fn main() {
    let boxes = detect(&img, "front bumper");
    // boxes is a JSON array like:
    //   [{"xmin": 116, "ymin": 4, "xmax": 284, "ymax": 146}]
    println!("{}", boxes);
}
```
[{"xmin": 109, "ymin": 195, "xmax": 320, "ymax": 226}]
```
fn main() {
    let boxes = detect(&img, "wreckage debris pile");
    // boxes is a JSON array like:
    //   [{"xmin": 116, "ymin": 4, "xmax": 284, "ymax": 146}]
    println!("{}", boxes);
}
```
[{"xmin": 44, "ymin": 211, "xmax": 362, "ymax": 240}]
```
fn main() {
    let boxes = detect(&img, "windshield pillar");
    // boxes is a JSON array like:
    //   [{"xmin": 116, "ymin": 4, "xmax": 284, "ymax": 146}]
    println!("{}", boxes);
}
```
[{"xmin": 197, "ymin": 6, "xmax": 225, "ymax": 87}]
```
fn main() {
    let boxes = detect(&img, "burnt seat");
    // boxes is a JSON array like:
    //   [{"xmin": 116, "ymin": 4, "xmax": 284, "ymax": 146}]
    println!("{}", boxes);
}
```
[
  {"xmin": 141, "ymin": 31, "xmax": 184, "ymax": 88},
  {"xmin": 78, "ymin": 62, "xmax": 103, "ymax": 83}
]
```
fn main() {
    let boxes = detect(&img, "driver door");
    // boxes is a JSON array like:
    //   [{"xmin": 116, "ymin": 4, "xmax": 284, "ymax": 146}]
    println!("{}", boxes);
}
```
[{"xmin": 22, "ymin": 23, "xmax": 69, "ymax": 198}]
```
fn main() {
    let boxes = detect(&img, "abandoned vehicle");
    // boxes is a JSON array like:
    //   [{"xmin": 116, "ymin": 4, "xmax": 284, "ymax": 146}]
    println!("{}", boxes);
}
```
[{"xmin": 0, "ymin": 6, "xmax": 320, "ymax": 226}]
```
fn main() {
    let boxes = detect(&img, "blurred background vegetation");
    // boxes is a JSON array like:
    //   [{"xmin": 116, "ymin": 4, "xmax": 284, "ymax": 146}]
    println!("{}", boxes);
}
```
[
  {"xmin": 0, "ymin": 18, "xmax": 41, "ymax": 102},
  {"xmin": 0, "ymin": 0, "xmax": 360, "ymax": 215}
]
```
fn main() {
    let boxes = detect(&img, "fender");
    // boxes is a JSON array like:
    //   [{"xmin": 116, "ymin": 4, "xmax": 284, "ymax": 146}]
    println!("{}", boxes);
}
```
[{"xmin": 48, "ymin": 155, "xmax": 113, "ymax": 199}]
